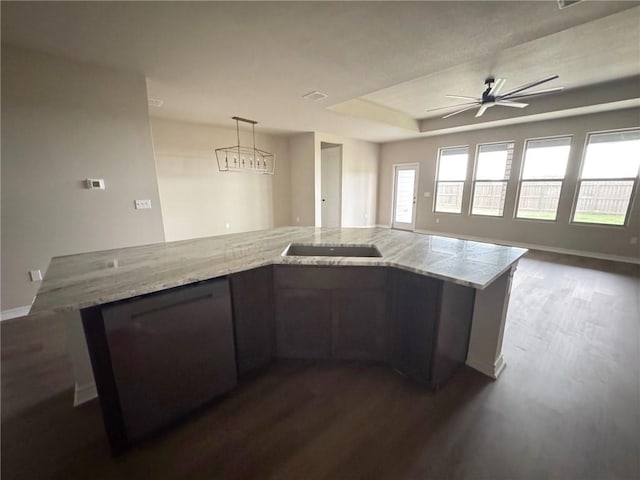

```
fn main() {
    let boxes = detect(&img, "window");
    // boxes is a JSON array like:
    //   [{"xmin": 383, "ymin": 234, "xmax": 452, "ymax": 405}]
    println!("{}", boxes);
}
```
[
  {"xmin": 471, "ymin": 142, "xmax": 514, "ymax": 216},
  {"xmin": 516, "ymin": 136, "xmax": 571, "ymax": 221},
  {"xmin": 573, "ymin": 130, "xmax": 640, "ymax": 226},
  {"xmin": 434, "ymin": 146, "xmax": 468, "ymax": 214}
]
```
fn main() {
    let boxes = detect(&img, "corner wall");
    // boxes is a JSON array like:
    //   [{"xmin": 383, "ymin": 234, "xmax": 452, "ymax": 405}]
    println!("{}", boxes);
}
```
[
  {"xmin": 316, "ymin": 133, "xmax": 379, "ymax": 228},
  {"xmin": 1, "ymin": 46, "xmax": 166, "ymax": 311},
  {"xmin": 151, "ymin": 117, "xmax": 291, "ymax": 241},
  {"xmin": 378, "ymin": 109, "xmax": 640, "ymax": 260},
  {"xmin": 288, "ymin": 132, "xmax": 316, "ymax": 226}
]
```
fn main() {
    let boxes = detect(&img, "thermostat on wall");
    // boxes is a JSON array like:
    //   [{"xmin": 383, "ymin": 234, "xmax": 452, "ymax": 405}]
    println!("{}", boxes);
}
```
[{"xmin": 85, "ymin": 178, "xmax": 105, "ymax": 190}]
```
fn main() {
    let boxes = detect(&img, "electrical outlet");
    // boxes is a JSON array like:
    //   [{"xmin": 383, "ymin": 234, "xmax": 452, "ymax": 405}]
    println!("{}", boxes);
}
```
[
  {"xmin": 225, "ymin": 223, "xmax": 230, "ymax": 229},
  {"xmin": 630, "ymin": 237, "xmax": 638, "ymax": 245},
  {"xmin": 435, "ymin": 218, "xmax": 440, "ymax": 224},
  {"xmin": 134, "ymin": 199, "xmax": 152, "ymax": 209},
  {"xmin": 296, "ymin": 216, "xmax": 300, "ymax": 223},
  {"xmin": 424, "ymin": 192, "xmax": 431, "ymax": 197}
]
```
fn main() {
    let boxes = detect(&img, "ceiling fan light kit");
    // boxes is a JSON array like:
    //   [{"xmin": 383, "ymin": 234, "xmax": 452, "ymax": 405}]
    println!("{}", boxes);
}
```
[{"xmin": 438, "ymin": 74, "xmax": 564, "ymax": 119}]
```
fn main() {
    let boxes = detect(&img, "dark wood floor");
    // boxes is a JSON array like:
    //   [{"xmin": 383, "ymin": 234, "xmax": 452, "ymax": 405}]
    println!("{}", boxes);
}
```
[{"xmin": 2, "ymin": 252, "xmax": 639, "ymax": 480}]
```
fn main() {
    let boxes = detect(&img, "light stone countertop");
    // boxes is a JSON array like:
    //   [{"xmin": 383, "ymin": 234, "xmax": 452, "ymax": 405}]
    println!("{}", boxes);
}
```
[{"xmin": 29, "ymin": 227, "xmax": 527, "ymax": 317}]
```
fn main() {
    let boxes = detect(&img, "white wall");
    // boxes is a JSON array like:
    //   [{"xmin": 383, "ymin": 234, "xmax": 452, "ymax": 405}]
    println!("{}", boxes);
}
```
[
  {"xmin": 287, "ymin": 132, "xmax": 379, "ymax": 228},
  {"xmin": 378, "ymin": 108, "xmax": 640, "ymax": 260},
  {"xmin": 288, "ymin": 132, "xmax": 316, "ymax": 226},
  {"xmin": 1, "ymin": 46, "xmax": 166, "ymax": 311},
  {"xmin": 316, "ymin": 133, "xmax": 379, "ymax": 228},
  {"xmin": 151, "ymin": 117, "xmax": 290, "ymax": 241}
]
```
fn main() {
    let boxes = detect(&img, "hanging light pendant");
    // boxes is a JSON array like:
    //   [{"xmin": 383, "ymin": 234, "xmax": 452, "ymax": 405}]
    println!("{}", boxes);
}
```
[{"xmin": 215, "ymin": 116, "xmax": 275, "ymax": 175}]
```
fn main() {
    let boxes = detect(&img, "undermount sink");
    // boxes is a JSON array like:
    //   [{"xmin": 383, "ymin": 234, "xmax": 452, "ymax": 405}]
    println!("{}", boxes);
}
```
[{"xmin": 282, "ymin": 243, "xmax": 382, "ymax": 258}]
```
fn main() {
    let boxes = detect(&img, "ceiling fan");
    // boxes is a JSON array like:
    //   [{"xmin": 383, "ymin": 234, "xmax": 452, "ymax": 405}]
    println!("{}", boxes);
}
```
[{"xmin": 430, "ymin": 74, "xmax": 564, "ymax": 119}]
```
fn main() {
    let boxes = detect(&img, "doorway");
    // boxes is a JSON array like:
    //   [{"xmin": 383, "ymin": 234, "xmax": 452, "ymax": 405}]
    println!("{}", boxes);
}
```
[
  {"xmin": 321, "ymin": 143, "xmax": 342, "ymax": 228},
  {"xmin": 392, "ymin": 164, "xmax": 419, "ymax": 231}
]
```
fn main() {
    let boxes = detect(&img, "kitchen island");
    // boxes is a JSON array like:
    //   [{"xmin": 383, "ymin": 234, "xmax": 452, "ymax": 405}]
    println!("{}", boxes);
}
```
[{"xmin": 30, "ymin": 227, "xmax": 526, "ymax": 453}]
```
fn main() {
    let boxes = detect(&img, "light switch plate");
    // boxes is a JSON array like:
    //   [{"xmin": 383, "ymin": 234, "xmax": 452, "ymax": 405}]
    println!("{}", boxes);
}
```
[
  {"xmin": 135, "ymin": 199, "xmax": 152, "ymax": 209},
  {"xmin": 85, "ymin": 178, "xmax": 105, "ymax": 190},
  {"xmin": 29, "ymin": 270, "xmax": 43, "ymax": 282}
]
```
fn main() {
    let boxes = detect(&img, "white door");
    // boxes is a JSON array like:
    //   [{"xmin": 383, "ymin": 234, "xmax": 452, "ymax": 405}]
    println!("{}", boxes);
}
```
[
  {"xmin": 321, "ymin": 145, "xmax": 342, "ymax": 228},
  {"xmin": 392, "ymin": 164, "xmax": 418, "ymax": 231}
]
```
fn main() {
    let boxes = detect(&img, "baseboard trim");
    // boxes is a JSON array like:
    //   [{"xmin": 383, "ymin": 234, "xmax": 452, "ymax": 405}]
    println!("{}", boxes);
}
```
[
  {"xmin": 466, "ymin": 355, "xmax": 506, "ymax": 380},
  {"xmin": 74, "ymin": 381, "xmax": 98, "ymax": 406},
  {"xmin": 414, "ymin": 229, "xmax": 639, "ymax": 265},
  {"xmin": 1, "ymin": 305, "xmax": 31, "ymax": 321}
]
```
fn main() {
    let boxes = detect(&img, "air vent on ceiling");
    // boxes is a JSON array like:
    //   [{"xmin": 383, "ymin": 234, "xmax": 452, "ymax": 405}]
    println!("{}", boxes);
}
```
[
  {"xmin": 302, "ymin": 91, "xmax": 328, "ymax": 102},
  {"xmin": 148, "ymin": 98, "xmax": 164, "ymax": 107},
  {"xmin": 557, "ymin": 0, "xmax": 584, "ymax": 9}
]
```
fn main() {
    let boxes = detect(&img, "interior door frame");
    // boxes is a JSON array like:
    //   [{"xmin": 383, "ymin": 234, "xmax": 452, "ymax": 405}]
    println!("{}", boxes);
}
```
[
  {"xmin": 391, "ymin": 163, "xmax": 420, "ymax": 231},
  {"xmin": 320, "ymin": 143, "xmax": 343, "ymax": 228}
]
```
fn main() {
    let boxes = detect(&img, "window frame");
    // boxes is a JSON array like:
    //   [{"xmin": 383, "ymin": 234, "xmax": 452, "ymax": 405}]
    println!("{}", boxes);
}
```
[
  {"xmin": 469, "ymin": 140, "xmax": 515, "ymax": 218},
  {"xmin": 570, "ymin": 128, "xmax": 640, "ymax": 228},
  {"xmin": 433, "ymin": 145, "xmax": 469, "ymax": 215},
  {"xmin": 514, "ymin": 134, "xmax": 573, "ymax": 223}
]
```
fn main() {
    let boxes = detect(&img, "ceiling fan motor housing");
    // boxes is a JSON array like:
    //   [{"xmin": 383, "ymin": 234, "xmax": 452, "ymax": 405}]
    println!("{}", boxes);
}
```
[{"xmin": 482, "ymin": 78, "xmax": 496, "ymax": 103}]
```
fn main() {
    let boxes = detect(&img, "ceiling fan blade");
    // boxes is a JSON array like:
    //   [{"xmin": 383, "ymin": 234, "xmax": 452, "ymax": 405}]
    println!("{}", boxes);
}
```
[
  {"xmin": 442, "ymin": 104, "xmax": 479, "ymax": 119},
  {"xmin": 488, "ymin": 78, "xmax": 506, "ymax": 96},
  {"xmin": 499, "ymin": 74, "xmax": 560, "ymax": 98},
  {"xmin": 496, "ymin": 100, "xmax": 528, "ymax": 108},
  {"xmin": 475, "ymin": 104, "xmax": 490, "ymax": 118},
  {"xmin": 426, "ymin": 101, "xmax": 478, "ymax": 113},
  {"xmin": 445, "ymin": 95, "xmax": 480, "ymax": 101},
  {"xmin": 499, "ymin": 87, "xmax": 564, "ymax": 100}
]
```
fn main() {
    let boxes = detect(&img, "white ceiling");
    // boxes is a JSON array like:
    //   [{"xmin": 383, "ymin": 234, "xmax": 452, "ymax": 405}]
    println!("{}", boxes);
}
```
[
  {"xmin": 361, "ymin": 8, "xmax": 640, "ymax": 118},
  {"xmin": 2, "ymin": 1, "xmax": 639, "ymax": 142}
]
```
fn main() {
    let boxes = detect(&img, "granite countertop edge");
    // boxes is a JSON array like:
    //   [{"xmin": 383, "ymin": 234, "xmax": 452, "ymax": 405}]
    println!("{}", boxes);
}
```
[{"xmin": 28, "ymin": 227, "xmax": 528, "ymax": 317}]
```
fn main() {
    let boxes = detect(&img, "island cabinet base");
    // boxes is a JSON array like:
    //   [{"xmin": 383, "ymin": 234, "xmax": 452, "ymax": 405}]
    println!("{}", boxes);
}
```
[
  {"xmin": 82, "ymin": 265, "xmax": 476, "ymax": 454},
  {"xmin": 230, "ymin": 266, "xmax": 276, "ymax": 378},
  {"xmin": 273, "ymin": 266, "xmax": 391, "ymax": 362},
  {"xmin": 273, "ymin": 265, "xmax": 475, "ymax": 389},
  {"xmin": 81, "ymin": 278, "xmax": 237, "ymax": 454},
  {"xmin": 390, "ymin": 269, "xmax": 475, "ymax": 389}
]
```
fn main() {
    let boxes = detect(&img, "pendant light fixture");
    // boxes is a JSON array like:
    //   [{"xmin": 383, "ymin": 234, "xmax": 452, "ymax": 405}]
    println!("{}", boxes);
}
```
[{"xmin": 215, "ymin": 116, "xmax": 275, "ymax": 175}]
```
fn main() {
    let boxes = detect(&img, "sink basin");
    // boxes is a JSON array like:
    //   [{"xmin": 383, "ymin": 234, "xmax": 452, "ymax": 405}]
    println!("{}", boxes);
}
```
[{"xmin": 282, "ymin": 243, "xmax": 382, "ymax": 258}]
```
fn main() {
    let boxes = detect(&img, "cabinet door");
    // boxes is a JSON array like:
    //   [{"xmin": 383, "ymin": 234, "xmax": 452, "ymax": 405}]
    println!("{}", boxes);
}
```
[
  {"xmin": 391, "ymin": 270, "xmax": 441, "ymax": 384},
  {"xmin": 275, "ymin": 289, "xmax": 332, "ymax": 358},
  {"xmin": 333, "ymin": 288, "xmax": 389, "ymax": 361},
  {"xmin": 101, "ymin": 279, "xmax": 236, "ymax": 442},
  {"xmin": 431, "ymin": 282, "xmax": 475, "ymax": 389},
  {"xmin": 230, "ymin": 267, "xmax": 275, "ymax": 377}
]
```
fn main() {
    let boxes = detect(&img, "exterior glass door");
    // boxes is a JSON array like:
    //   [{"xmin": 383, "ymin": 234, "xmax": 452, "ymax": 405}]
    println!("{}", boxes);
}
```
[{"xmin": 392, "ymin": 164, "xmax": 418, "ymax": 231}]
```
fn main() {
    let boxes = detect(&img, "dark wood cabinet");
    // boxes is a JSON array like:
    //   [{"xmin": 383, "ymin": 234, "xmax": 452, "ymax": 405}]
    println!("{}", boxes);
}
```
[
  {"xmin": 332, "ymin": 286, "xmax": 390, "ymax": 361},
  {"xmin": 83, "ymin": 264, "xmax": 477, "ymax": 455},
  {"xmin": 83, "ymin": 278, "xmax": 237, "ymax": 452},
  {"xmin": 391, "ymin": 269, "xmax": 475, "ymax": 389},
  {"xmin": 391, "ymin": 269, "xmax": 441, "ymax": 384},
  {"xmin": 274, "ymin": 266, "xmax": 389, "ymax": 361},
  {"xmin": 230, "ymin": 266, "xmax": 275, "ymax": 377},
  {"xmin": 275, "ymin": 288, "xmax": 333, "ymax": 358},
  {"xmin": 431, "ymin": 282, "xmax": 475, "ymax": 388}
]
